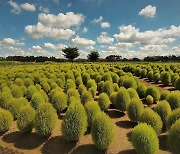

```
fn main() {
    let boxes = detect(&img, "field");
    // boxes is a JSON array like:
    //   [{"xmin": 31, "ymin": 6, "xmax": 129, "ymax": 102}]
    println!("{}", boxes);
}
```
[{"xmin": 0, "ymin": 62, "xmax": 180, "ymax": 154}]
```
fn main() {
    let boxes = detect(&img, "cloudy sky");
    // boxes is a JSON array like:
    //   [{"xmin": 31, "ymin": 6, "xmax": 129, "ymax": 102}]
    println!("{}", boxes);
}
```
[{"xmin": 0, "ymin": 0, "xmax": 180, "ymax": 59}]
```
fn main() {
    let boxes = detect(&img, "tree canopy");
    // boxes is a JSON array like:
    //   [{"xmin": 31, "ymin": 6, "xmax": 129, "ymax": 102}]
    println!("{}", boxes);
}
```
[
  {"xmin": 87, "ymin": 51, "xmax": 100, "ymax": 62},
  {"xmin": 62, "ymin": 47, "xmax": 80, "ymax": 61}
]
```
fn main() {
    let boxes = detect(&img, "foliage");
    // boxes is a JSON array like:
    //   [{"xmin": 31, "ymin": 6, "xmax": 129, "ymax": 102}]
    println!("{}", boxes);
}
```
[
  {"xmin": 87, "ymin": 51, "xmax": 100, "ymax": 62},
  {"xmin": 98, "ymin": 93, "xmax": 111, "ymax": 111},
  {"xmin": 62, "ymin": 47, "xmax": 80, "ymax": 61},
  {"xmin": 166, "ymin": 91, "xmax": 180, "ymax": 110}
]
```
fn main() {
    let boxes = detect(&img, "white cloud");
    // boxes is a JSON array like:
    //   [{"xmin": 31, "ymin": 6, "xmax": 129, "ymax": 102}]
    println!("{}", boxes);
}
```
[
  {"xmin": 20, "ymin": 3, "xmax": 36, "ymax": 12},
  {"xmin": 67, "ymin": 3, "xmax": 72, "ymax": 8},
  {"xmin": 82, "ymin": 27, "xmax": 88, "ymax": 33},
  {"xmin": 38, "ymin": 12, "xmax": 85, "ymax": 29},
  {"xmin": 101, "ymin": 22, "xmax": 111, "ymax": 28},
  {"xmin": 97, "ymin": 32, "xmax": 114, "ymax": 44},
  {"xmin": 39, "ymin": 6, "xmax": 49, "ymax": 13},
  {"xmin": 139, "ymin": 5, "xmax": 156, "ymax": 18},
  {"xmin": 0, "ymin": 38, "xmax": 24, "ymax": 46},
  {"xmin": 91, "ymin": 16, "xmax": 103, "ymax": 24},
  {"xmin": 30, "ymin": 45, "xmax": 50, "ymax": 56},
  {"xmin": 44, "ymin": 42, "xmax": 67, "ymax": 50},
  {"xmin": 8, "ymin": 0, "xmax": 21, "ymax": 14}
]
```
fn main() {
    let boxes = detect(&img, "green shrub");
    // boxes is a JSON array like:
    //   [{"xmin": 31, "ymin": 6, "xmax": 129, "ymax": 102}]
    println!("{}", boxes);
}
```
[
  {"xmin": 0, "ymin": 92, "xmax": 13, "ymax": 109},
  {"xmin": 175, "ymin": 77, "xmax": 180, "ymax": 90},
  {"xmin": 110, "ymin": 92, "xmax": 117, "ymax": 105},
  {"xmin": 123, "ymin": 77, "xmax": 137, "ymax": 89},
  {"xmin": 88, "ymin": 87, "xmax": 96, "ymax": 97},
  {"xmin": 118, "ymin": 76, "xmax": 125, "ymax": 87},
  {"xmin": 51, "ymin": 91, "xmax": 67, "ymax": 113},
  {"xmin": 139, "ymin": 108, "xmax": 163, "ymax": 135},
  {"xmin": 112, "ymin": 73, "xmax": 119, "ymax": 83},
  {"xmin": 34, "ymin": 103, "xmax": 58, "ymax": 136},
  {"xmin": 91, "ymin": 112, "xmax": 115, "ymax": 150},
  {"xmin": 154, "ymin": 100, "xmax": 172, "ymax": 129},
  {"xmin": 31, "ymin": 93, "xmax": 45, "ymax": 109},
  {"xmin": 127, "ymin": 98, "xmax": 144, "ymax": 122},
  {"xmin": 95, "ymin": 75, "xmax": 102, "ymax": 83},
  {"xmin": 160, "ymin": 90, "xmax": 170, "ymax": 100},
  {"xmin": 17, "ymin": 105, "xmax": 36, "ymax": 133},
  {"xmin": 0, "ymin": 108, "xmax": 13, "ymax": 132},
  {"xmin": 87, "ymin": 79, "xmax": 97, "ymax": 90},
  {"xmin": 26, "ymin": 85, "xmax": 38, "ymax": 100},
  {"xmin": 24, "ymin": 78, "xmax": 34, "ymax": 87},
  {"xmin": 41, "ymin": 82, "xmax": 51, "ymax": 93},
  {"xmin": 140, "ymin": 69, "xmax": 147, "ymax": 78},
  {"xmin": 67, "ymin": 88, "xmax": 80, "ymax": 104},
  {"xmin": 147, "ymin": 71, "xmax": 154, "ymax": 81},
  {"xmin": 131, "ymin": 123, "xmax": 159, "ymax": 154},
  {"xmin": 84, "ymin": 101, "xmax": 101, "ymax": 127},
  {"xmin": 166, "ymin": 91, "xmax": 180, "ymax": 110},
  {"xmin": 113, "ymin": 83, "xmax": 119, "ymax": 92},
  {"xmin": 61, "ymin": 101, "xmax": 87, "ymax": 141},
  {"xmin": 98, "ymin": 93, "xmax": 111, "ymax": 111},
  {"xmin": 97, "ymin": 81, "xmax": 104, "ymax": 93},
  {"xmin": 167, "ymin": 119, "xmax": 180, "ymax": 154},
  {"xmin": 146, "ymin": 95, "xmax": 154, "ymax": 105},
  {"xmin": 81, "ymin": 91, "xmax": 93, "ymax": 105},
  {"xmin": 65, "ymin": 79, "xmax": 76, "ymax": 92},
  {"xmin": 153, "ymin": 73, "xmax": 160, "ymax": 83},
  {"xmin": 102, "ymin": 72, "xmax": 112, "ymax": 82},
  {"xmin": 75, "ymin": 77, "xmax": 83, "ymax": 87},
  {"xmin": 15, "ymin": 78, "xmax": 24, "ymax": 86},
  {"xmin": 145, "ymin": 86, "xmax": 160, "ymax": 102},
  {"xmin": 82, "ymin": 73, "xmax": 90, "ymax": 85},
  {"xmin": 78, "ymin": 84, "xmax": 86, "ymax": 95},
  {"xmin": 127, "ymin": 88, "xmax": 139, "ymax": 99},
  {"xmin": 161, "ymin": 72, "xmax": 171, "ymax": 86},
  {"xmin": 103, "ymin": 81, "xmax": 114, "ymax": 96},
  {"xmin": 115, "ymin": 87, "xmax": 130, "ymax": 111},
  {"xmin": 136, "ymin": 83, "xmax": 147, "ymax": 98},
  {"xmin": 56, "ymin": 78, "xmax": 64, "ymax": 88},
  {"xmin": 167, "ymin": 108, "xmax": 180, "ymax": 129}
]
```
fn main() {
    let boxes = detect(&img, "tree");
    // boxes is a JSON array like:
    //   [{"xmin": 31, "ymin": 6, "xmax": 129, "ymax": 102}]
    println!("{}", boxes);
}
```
[
  {"xmin": 88, "ymin": 51, "xmax": 99, "ymax": 62},
  {"xmin": 62, "ymin": 47, "xmax": 80, "ymax": 61}
]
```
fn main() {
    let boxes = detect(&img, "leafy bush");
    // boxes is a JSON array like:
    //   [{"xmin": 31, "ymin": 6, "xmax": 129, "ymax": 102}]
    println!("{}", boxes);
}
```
[
  {"xmin": 160, "ymin": 90, "xmax": 170, "ymax": 100},
  {"xmin": 0, "ymin": 108, "xmax": 13, "ymax": 132},
  {"xmin": 146, "ymin": 95, "xmax": 154, "ymax": 105},
  {"xmin": 127, "ymin": 98, "xmax": 144, "ymax": 122},
  {"xmin": 61, "ymin": 101, "xmax": 87, "ymax": 141},
  {"xmin": 24, "ymin": 78, "xmax": 34, "ymax": 87},
  {"xmin": 34, "ymin": 103, "xmax": 58, "ymax": 136},
  {"xmin": 87, "ymin": 79, "xmax": 97, "ymax": 90},
  {"xmin": 41, "ymin": 82, "xmax": 51, "ymax": 93},
  {"xmin": 136, "ymin": 83, "xmax": 147, "ymax": 98},
  {"xmin": 91, "ymin": 112, "xmax": 115, "ymax": 150},
  {"xmin": 161, "ymin": 72, "xmax": 171, "ymax": 86},
  {"xmin": 118, "ymin": 76, "xmax": 125, "ymax": 87},
  {"xmin": 103, "ymin": 81, "xmax": 114, "ymax": 96},
  {"xmin": 167, "ymin": 119, "xmax": 180, "ymax": 154},
  {"xmin": 81, "ymin": 91, "xmax": 93, "ymax": 105},
  {"xmin": 102, "ymin": 72, "xmax": 112, "ymax": 82},
  {"xmin": 147, "ymin": 71, "xmax": 154, "ymax": 81},
  {"xmin": 26, "ymin": 85, "xmax": 38, "ymax": 100},
  {"xmin": 97, "ymin": 81, "xmax": 104, "ymax": 93},
  {"xmin": 139, "ymin": 108, "xmax": 163, "ymax": 135},
  {"xmin": 140, "ymin": 69, "xmax": 147, "ymax": 78},
  {"xmin": 65, "ymin": 79, "xmax": 76, "ymax": 92},
  {"xmin": 31, "ymin": 93, "xmax": 45, "ymax": 109},
  {"xmin": 17, "ymin": 105, "xmax": 36, "ymax": 132},
  {"xmin": 15, "ymin": 78, "xmax": 24, "ymax": 86},
  {"xmin": 98, "ymin": 93, "xmax": 111, "ymax": 111},
  {"xmin": 56, "ymin": 78, "xmax": 64, "ymax": 88},
  {"xmin": 75, "ymin": 77, "xmax": 83, "ymax": 87},
  {"xmin": 110, "ymin": 92, "xmax": 117, "ymax": 105},
  {"xmin": 49, "ymin": 88, "xmax": 62, "ymax": 102},
  {"xmin": 115, "ymin": 87, "xmax": 130, "ymax": 111},
  {"xmin": 131, "ymin": 123, "xmax": 159, "ymax": 154},
  {"xmin": 82, "ymin": 73, "xmax": 90, "ymax": 85},
  {"xmin": 153, "ymin": 73, "xmax": 160, "ymax": 83},
  {"xmin": 113, "ymin": 83, "xmax": 119, "ymax": 92},
  {"xmin": 175, "ymin": 77, "xmax": 180, "ymax": 90},
  {"xmin": 127, "ymin": 88, "xmax": 139, "ymax": 99},
  {"xmin": 78, "ymin": 84, "xmax": 86, "ymax": 95},
  {"xmin": 145, "ymin": 86, "xmax": 160, "ymax": 102},
  {"xmin": 166, "ymin": 91, "xmax": 180, "ymax": 110},
  {"xmin": 123, "ymin": 77, "xmax": 137, "ymax": 89},
  {"xmin": 88, "ymin": 87, "xmax": 96, "ymax": 97},
  {"xmin": 167, "ymin": 108, "xmax": 180, "ymax": 129},
  {"xmin": 67, "ymin": 88, "xmax": 80, "ymax": 104},
  {"xmin": 0, "ymin": 92, "xmax": 13, "ymax": 109}
]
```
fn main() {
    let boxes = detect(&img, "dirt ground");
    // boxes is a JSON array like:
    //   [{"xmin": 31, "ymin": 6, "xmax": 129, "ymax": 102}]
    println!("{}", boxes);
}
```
[{"xmin": 0, "ymin": 78, "xmax": 174, "ymax": 154}]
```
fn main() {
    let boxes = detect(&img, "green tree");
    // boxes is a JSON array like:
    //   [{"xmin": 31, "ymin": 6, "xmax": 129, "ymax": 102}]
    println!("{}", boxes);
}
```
[
  {"xmin": 88, "ymin": 51, "xmax": 99, "ymax": 62},
  {"xmin": 62, "ymin": 47, "xmax": 80, "ymax": 61}
]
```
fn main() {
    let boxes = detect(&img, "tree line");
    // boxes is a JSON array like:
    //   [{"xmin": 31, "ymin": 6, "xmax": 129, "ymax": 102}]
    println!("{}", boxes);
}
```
[{"xmin": 0, "ymin": 47, "xmax": 180, "ymax": 62}]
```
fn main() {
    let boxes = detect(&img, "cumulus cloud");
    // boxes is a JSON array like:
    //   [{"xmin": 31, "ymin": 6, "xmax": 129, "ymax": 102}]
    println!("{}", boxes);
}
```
[
  {"xmin": 139, "ymin": 5, "xmax": 156, "ymax": 18},
  {"xmin": 30, "ymin": 45, "xmax": 50, "ymax": 56},
  {"xmin": 20, "ymin": 3, "xmax": 36, "ymax": 12},
  {"xmin": 39, "ymin": 6, "xmax": 49, "ymax": 13},
  {"xmin": 82, "ymin": 27, "xmax": 88, "ymax": 33},
  {"xmin": 97, "ymin": 32, "xmax": 114, "ymax": 44},
  {"xmin": 101, "ymin": 22, "xmax": 111, "ymax": 28},
  {"xmin": 91, "ymin": 16, "xmax": 103, "ymax": 24},
  {"xmin": 44, "ymin": 42, "xmax": 67, "ymax": 50},
  {"xmin": 8, "ymin": 0, "xmax": 21, "ymax": 14},
  {"xmin": 0, "ymin": 38, "xmax": 24, "ymax": 46}
]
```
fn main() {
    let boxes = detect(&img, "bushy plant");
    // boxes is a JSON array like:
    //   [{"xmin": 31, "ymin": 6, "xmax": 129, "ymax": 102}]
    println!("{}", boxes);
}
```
[
  {"xmin": 161, "ymin": 72, "xmax": 171, "ymax": 86},
  {"xmin": 61, "ymin": 101, "xmax": 87, "ymax": 141},
  {"xmin": 136, "ymin": 83, "xmax": 147, "ymax": 98},
  {"xmin": 0, "ymin": 108, "xmax": 13, "ymax": 132},
  {"xmin": 41, "ymin": 82, "xmax": 51, "ymax": 93},
  {"xmin": 123, "ymin": 77, "xmax": 137, "ymax": 89},
  {"xmin": 139, "ymin": 108, "xmax": 163, "ymax": 135},
  {"xmin": 153, "ymin": 73, "xmax": 160, "ymax": 83},
  {"xmin": 97, "ymin": 81, "xmax": 104, "ymax": 93},
  {"xmin": 127, "ymin": 98, "xmax": 144, "ymax": 122},
  {"xmin": 75, "ymin": 77, "xmax": 83, "ymax": 87},
  {"xmin": 0, "ymin": 92, "xmax": 13, "ymax": 109},
  {"xmin": 24, "ymin": 78, "xmax": 34, "ymax": 87},
  {"xmin": 26, "ymin": 85, "xmax": 38, "ymax": 100},
  {"xmin": 140, "ymin": 69, "xmax": 147, "ymax": 78},
  {"xmin": 78, "ymin": 84, "xmax": 86, "ymax": 95},
  {"xmin": 166, "ymin": 91, "xmax": 180, "ymax": 110},
  {"xmin": 102, "ymin": 72, "xmax": 112, "ymax": 82},
  {"xmin": 65, "ymin": 79, "xmax": 76, "ymax": 92},
  {"xmin": 34, "ymin": 103, "xmax": 58, "ymax": 136},
  {"xmin": 113, "ymin": 83, "xmax": 119, "ymax": 92},
  {"xmin": 110, "ymin": 92, "xmax": 117, "ymax": 105},
  {"xmin": 160, "ymin": 90, "xmax": 170, "ymax": 100},
  {"xmin": 175, "ymin": 77, "xmax": 180, "ymax": 90},
  {"xmin": 88, "ymin": 87, "xmax": 96, "ymax": 97},
  {"xmin": 131, "ymin": 123, "xmax": 159, "ymax": 154},
  {"xmin": 127, "ymin": 88, "xmax": 139, "ymax": 99},
  {"xmin": 15, "ymin": 78, "xmax": 24, "ymax": 86},
  {"xmin": 98, "ymin": 93, "xmax": 111, "ymax": 111},
  {"xmin": 17, "ymin": 105, "xmax": 36, "ymax": 133},
  {"xmin": 82, "ymin": 73, "xmax": 90, "ymax": 85},
  {"xmin": 56, "ymin": 78, "xmax": 64, "ymax": 88},
  {"xmin": 146, "ymin": 95, "xmax": 154, "ymax": 105},
  {"xmin": 87, "ymin": 79, "xmax": 97, "ymax": 90},
  {"xmin": 115, "ymin": 87, "xmax": 130, "ymax": 111},
  {"xmin": 154, "ymin": 100, "xmax": 172, "ymax": 129},
  {"xmin": 167, "ymin": 119, "xmax": 180, "ymax": 154},
  {"xmin": 118, "ymin": 76, "xmax": 125, "ymax": 87},
  {"xmin": 103, "ymin": 81, "xmax": 114, "ymax": 96},
  {"xmin": 91, "ymin": 112, "xmax": 115, "ymax": 150},
  {"xmin": 147, "ymin": 71, "xmax": 154, "ymax": 81},
  {"xmin": 167, "ymin": 108, "xmax": 180, "ymax": 129},
  {"xmin": 67, "ymin": 88, "xmax": 80, "ymax": 104},
  {"xmin": 81, "ymin": 91, "xmax": 93, "ymax": 105},
  {"xmin": 145, "ymin": 86, "xmax": 160, "ymax": 102},
  {"xmin": 31, "ymin": 93, "xmax": 45, "ymax": 109}
]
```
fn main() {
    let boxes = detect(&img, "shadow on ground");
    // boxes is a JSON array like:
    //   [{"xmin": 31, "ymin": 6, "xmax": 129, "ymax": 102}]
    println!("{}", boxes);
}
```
[
  {"xmin": 118, "ymin": 149, "xmax": 136, "ymax": 154},
  {"xmin": 116, "ymin": 121, "xmax": 137, "ymax": 129},
  {"xmin": 108, "ymin": 110, "xmax": 125, "ymax": 119}
]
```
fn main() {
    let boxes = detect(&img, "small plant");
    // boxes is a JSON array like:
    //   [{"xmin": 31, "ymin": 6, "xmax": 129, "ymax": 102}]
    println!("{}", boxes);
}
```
[
  {"xmin": 31, "ymin": 93, "xmax": 45, "ymax": 109},
  {"xmin": 82, "ymin": 73, "xmax": 90, "ymax": 85},
  {"xmin": 166, "ymin": 91, "xmax": 180, "ymax": 110},
  {"xmin": 0, "ymin": 92, "xmax": 13, "ymax": 109},
  {"xmin": 65, "ymin": 79, "xmax": 76, "ymax": 92},
  {"xmin": 136, "ymin": 83, "xmax": 147, "ymax": 98},
  {"xmin": 127, "ymin": 88, "xmax": 139, "ymax": 99},
  {"xmin": 75, "ymin": 77, "xmax": 83, "ymax": 87},
  {"xmin": 24, "ymin": 78, "xmax": 34, "ymax": 87},
  {"xmin": 98, "ymin": 93, "xmax": 111, "ymax": 111},
  {"xmin": 146, "ymin": 95, "xmax": 154, "ymax": 105},
  {"xmin": 87, "ymin": 79, "xmax": 97, "ymax": 91},
  {"xmin": 91, "ymin": 112, "xmax": 115, "ymax": 150},
  {"xmin": 147, "ymin": 71, "xmax": 154, "ymax": 81},
  {"xmin": 78, "ymin": 84, "xmax": 86, "ymax": 95},
  {"xmin": 131, "ymin": 123, "xmax": 159, "ymax": 154},
  {"xmin": 160, "ymin": 90, "xmax": 170, "ymax": 100},
  {"xmin": 81, "ymin": 91, "xmax": 93, "ymax": 105},
  {"xmin": 153, "ymin": 73, "xmax": 160, "ymax": 83},
  {"xmin": 97, "ymin": 81, "xmax": 104, "ymax": 93},
  {"xmin": 167, "ymin": 108, "xmax": 180, "ymax": 129},
  {"xmin": 26, "ymin": 85, "xmax": 38, "ymax": 100},
  {"xmin": 67, "ymin": 88, "xmax": 80, "ymax": 104},
  {"xmin": 140, "ymin": 69, "xmax": 147, "ymax": 78},
  {"xmin": 145, "ymin": 86, "xmax": 160, "ymax": 102},
  {"xmin": 11, "ymin": 85, "xmax": 23, "ymax": 98},
  {"xmin": 123, "ymin": 77, "xmax": 137, "ymax": 89},
  {"xmin": 175, "ymin": 77, "xmax": 180, "ymax": 90},
  {"xmin": 103, "ymin": 81, "xmax": 114, "ymax": 96},
  {"xmin": 110, "ymin": 92, "xmax": 117, "ymax": 105},
  {"xmin": 161, "ymin": 72, "xmax": 171, "ymax": 86}
]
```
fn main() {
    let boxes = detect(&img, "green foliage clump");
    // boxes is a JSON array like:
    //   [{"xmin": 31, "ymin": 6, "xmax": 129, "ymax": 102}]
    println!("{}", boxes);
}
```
[
  {"xmin": 160, "ymin": 90, "xmax": 170, "ymax": 100},
  {"xmin": 136, "ymin": 83, "xmax": 147, "ymax": 98},
  {"xmin": 41, "ymin": 82, "xmax": 51, "ymax": 93},
  {"xmin": 97, "ymin": 81, "xmax": 104, "ymax": 93},
  {"xmin": 17, "ymin": 105, "xmax": 36, "ymax": 133},
  {"xmin": 140, "ymin": 69, "xmax": 147, "ymax": 78},
  {"xmin": 82, "ymin": 73, "xmax": 90, "ymax": 85},
  {"xmin": 26, "ymin": 85, "xmax": 38, "ymax": 100},
  {"xmin": 65, "ymin": 79, "xmax": 76, "ymax": 92},
  {"xmin": 110, "ymin": 92, "xmax": 117, "ymax": 105},
  {"xmin": 75, "ymin": 77, "xmax": 83, "ymax": 87},
  {"xmin": 24, "ymin": 78, "xmax": 34, "ymax": 87},
  {"xmin": 161, "ymin": 72, "xmax": 171, "ymax": 86},
  {"xmin": 78, "ymin": 84, "xmax": 86, "ymax": 95},
  {"xmin": 98, "ymin": 93, "xmax": 111, "ymax": 111},
  {"xmin": 81, "ymin": 91, "xmax": 93, "ymax": 105},
  {"xmin": 123, "ymin": 77, "xmax": 137, "ymax": 89},
  {"xmin": 31, "ymin": 93, "xmax": 45, "ymax": 109},
  {"xmin": 56, "ymin": 78, "xmax": 64, "ymax": 88},
  {"xmin": 145, "ymin": 86, "xmax": 160, "ymax": 102},
  {"xmin": 115, "ymin": 87, "xmax": 130, "ymax": 111},
  {"xmin": 131, "ymin": 123, "xmax": 159, "ymax": 154},
  {"xmin": 103, "ymin": 81, "xmax": 114, "ymax": 96},
  {"xmin": 146, "ymin": 95, "xmax": 154, "ymax": 105},
  {"xmin": 0, "ymin": 92, "xmax": 13, "ymax": 109},
  {"xmin": 91, "ymin": 112, "xmax": 115, "ymax": 150},
  {"xmin": 34, "ymin": 103, "xmax": 58, "ymax": 136},
  {"xmin": 139, "ymin": 108, "xmax": 163, "ymax": 135},
  {"xmin": 127, "ymin": 98, "xmax": 144, "ymax": 122},
  {"xmin": 175, "ymin": 77, "xmax": 180, "ymax": 90},
  {"xmin": 167, "ymin": 108, "xmax": 180, "ymax": 129},
  {"xmin": 127, "ymin": 88, "xmax": 139, "ymax": 99},
  {"xmin": 61, "ymin": 101, "xmax": 87, "ymax": 141},
  {"xmin": 67, "ymin": 88, "xmax": 80, "ymax": 104},
  {"xmin": 153, "ymin": 73, "xmax": 160, "ymax": 83},
  {"xmin": 11, "ymin": 85, "xmax": 23, "ymax": 98},
  {"xmin": 87, "ymin": 79, "xmax": 97, "ymax": 90},
  {"xmin": 167, "ymin": 119, "xmax": 180, "ymax": 154},
  {"xmin": 166, "ymin": 91, "xmax": 180, "ymax": 110},
  {"xmin": 0, "ymin": 108, "xmax": 13, "ymax": 132},
  {"xmin": 15, "ymin": 78, "xmax": 24, "ymax": 86},
  {"xmin": 147, "ymin": 71, "xmax": 154, "ymax": 81},
  {"xmin": 102, "ymin": 72, "xmax": 112, "ymax": 82}
]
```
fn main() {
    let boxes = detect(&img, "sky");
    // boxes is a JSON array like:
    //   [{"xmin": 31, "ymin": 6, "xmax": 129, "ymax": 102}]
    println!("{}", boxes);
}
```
[{"xmin": 0, "ymin": 0, "xmax": 180, "ymax": 59}]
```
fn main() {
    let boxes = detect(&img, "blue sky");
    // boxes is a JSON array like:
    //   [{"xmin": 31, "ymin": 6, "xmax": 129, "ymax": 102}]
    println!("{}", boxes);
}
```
[{"xmin": 0, "ymin": 0, "xmax": 180, "ymax": 59}]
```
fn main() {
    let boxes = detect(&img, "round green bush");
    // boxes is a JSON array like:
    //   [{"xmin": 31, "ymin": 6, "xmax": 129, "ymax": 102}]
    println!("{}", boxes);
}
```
[
  {"xmin": 41, "ymin": 82, "xmax": 51, "ymax": 93},
  {"xmin": 87, "ymin": 79, "xmax": 97, "ymax": 90},
  {"xmin": 112, "ymin": 73, "xmax": 119, "ymax": 83},
  {"xmin": 97, "ymin": 81, "xmax": 104, "ymax": 93},
  {"xmin": 113, "ymin": 83, "xmax": 119, "ymax": 92},
  {"xmin": 136, "ymin": 83, "xmax": 147, "ymax": 98},
  {"xmin": 95, "ymin": 74, "xmax": 102, "ymax": 83},
  {"xmin": 160, "ymin": 90, "xmax": 170, "ymax": 100},
  {"xmin": 167, "ymin": 108, "xmax": 180, "ymax": 129},
  {"xmin": 102, "ymin": 72, "xmax": 112, "ymax": 82},
  {"xmin": 11, "ymin": 85, "xmax": 23, "ymax": 98},
  {"xmin": 31, "ymin": 92, "xmax": 45, "ymax": 107},
  {"xmin": 0, "ymin": 92, "xmax": 13, "ymax": 109},
  {"xmin": 123, "ymin": 77, "xmax": 137, "ymax": 89},
  {"xmin": 91, "ymin": 112, "xmax": 115, "ymax": 150},
  {"xmin": 118, "ymin": 76, "xmax": 125, "ymax": 87},
  {"xmin": 167, "ymin": 119, "xmax": 180, "ymax": 154},
  {"xmin": 139, "ymin": 108, "xmax": 163, "ymax": 135},
  {"xmin": 49, "ymin": 88, "xmax": 62, "ymax": 102},
  {"xmin": 88, "ymin": 87, "xmax": 96, "ymax": 97},
  {"xmin": 161, "ymin": 72, "xmax": 171, "ymax": 86},
  {"xmin": 17, "ymin": 105, "xmax": 36, "ymax": 133},
  {"xmin": 166, "ymin": 91, "xmax": 180, "ymax": 110},
  {"xmin": 147, "ymin": 71, "xmax": 154, "ymax": 81},
  {"xmin": 0, "ymin": 108, "xmax": 13, "ymax": 132},
  {"xmin": 140, "ymin": 69, "xmax": 147, "ymax": 78},
  {"xmin": 127, "ymin": 98, "xmax": 144, "ymax": 122},
  {"xmin": 67, "ymin": 88, "xmax": 80, "ymax": 104},
  {"xmin": 145, "ymin": 86, "xmax": 160, "ymax": 102},
  {"xmin": 81, "ymin": 91, "xmax": 93, "ymax": 105},
  {"xmin": 61, "ymin": 101, "xmax": 87, "ymax": 141},
  {"xmin": 84, "ymin": 101, "xmax": 101, "ymax": 127},
  {"xmin": 56, "ymin": 78, "xmax": 64, "ymax": 88},
  {"xmin": 115, "ymin": 87, "xmax": 130, "ymax": 111},
  {"xmin": 75, "ymin": 77, "xmax": 83, "ymax": 87},
  {"xmin": 110, "ymin": 92, "xmax": 117, "ymax": 105},
  {"xmin": 131, "ymin": 123, "xmax": 159, "ymax": 154},
  {"xmin": 127, "ymin": 88, "xmax": 139, "ymax": 99},
  {"xmin": 65, "ymin": 79, "xmax": 76, "ymax": 92},
  {"xmin": 175, "ymin": 77, "xmax": 180, "ymax": 90},
  {"xmin": 82, "ymin": 73, "xmax": 90, "ymax": 85},
  {"xmin": 34, "ymin": 103, "xmax": 58, "ymax": 136},
  {"xmin": 153, "ymin": 73, "xmax": 160, "ymax": 83},
  {"xmin": 15, "ymin": 78, "xmax": 24, "ymax": 86},
  {"xmin": 98, "ymin": 93, "xmax": 111, "ymax": 111},
  {"xmin": 146, "ymin": 95, "xmax": 154, "ymax": 105},
  {"xmin": 78, "ymin": 84, "xmax": 86, "ymax": 95},
  {"xmin": 26, "ymin": 85, "xmax": 38, "ymax": 100},
  {"xmin": 154, "ymin": 100, "xmax": 172, "ymax": 129},
  {"xmin": 103, "ymin": 81, "xmax": 114, "ymax": 96},
  {"xmin": 51, "ymin": 91, "xmax": 67, "ymax": 113},
  {"xmin": 24, "ymin": 78, "xmax": 34, "ymax": 87}
]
